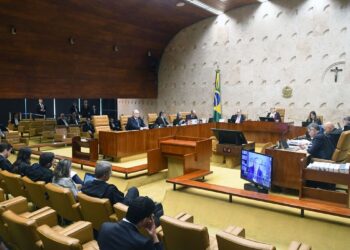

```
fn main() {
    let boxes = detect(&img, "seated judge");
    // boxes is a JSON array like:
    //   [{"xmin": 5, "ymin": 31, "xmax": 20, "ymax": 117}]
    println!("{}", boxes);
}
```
[
  {"xmin": 109, "ymin": 117, "xmax": 121, "ymax": 131},
  {"xmin": 36, "ymin": 98, "xmax": 46, "ymax": 117},
  {"xmin": 324, "ymin": 122, "xmax": 342, "ymax": 148},
  {"xmin": 126, "ymin": 109, "xmax": 147, "ymax": 130},
  {"xmin": 154, "ymin": 111, "xmax": 169, "ymax": 127},
  {"xmin": 82, "ymin": 161, "xmax": 139, "ymax": 206},
  {"xmin": 98, "ymin": 196, "xmax": 163, "ymax": 250},
  {"xmin": 343, "ymin": 116, "xmax": 350, "ymax": 131},
  {"xmin": 186, "ymin": 110, "xmax": 198, "ymax": 121},
  {"xmin": 302, "ymin": 123, "xmax": 335, "ymax": 160},
  {"xmin": 69, "ymin": 102, "xmax": 79, "ymax": 114},
  {"xmin": 81, "ymin": 99, "xmax": 91, "ymax": 118},
  {"xmin": 230, "ymin": 109, "xmax": 246, "ymax": 124},
  {"xmin": 57, "ymin": 113, "xmax": 69, "ymax": 127},
  {"xmin": 266, "ymin": 107, "xmax": 281, "ymax": 122},
  {"xmin": 0, "ymin": 143, "xmax": 13, "ymax": 172},
  {"xmin": 69, "ymin": 112, "xmax": 80, "ymax": 125},
  {"xmin": 306, "ymin": 111, "xmax": 322, "ymax": 125},
  {"xmin": 82, "ymin": 118, "xmax": 95, "ymax": 138},
  {"xmin": 173, "ymin": 113, "xmax": 185, "ymax": 126}
]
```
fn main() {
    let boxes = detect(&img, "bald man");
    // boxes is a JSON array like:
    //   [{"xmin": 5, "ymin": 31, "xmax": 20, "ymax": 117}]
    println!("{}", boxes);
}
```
[
  {"xmin": 126, "ymin": 109, "xmax": 146, "ymax": 130},
  {"xmin": 324, "ymin": 122, "xmax": 342, "ymax": 147},
  {"xmin": 230, "ymin": 109, "xmax": 246, "ymax": 124}
]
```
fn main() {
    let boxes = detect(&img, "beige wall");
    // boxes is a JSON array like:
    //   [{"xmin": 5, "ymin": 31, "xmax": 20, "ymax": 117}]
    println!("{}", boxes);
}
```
[
  {"xmin": 157, "ymin": 0, "xmax": 350, "ymax": 125},
  {"xmin": 117, "ymin": 99, "xmax": 157, "ymax": 123}
]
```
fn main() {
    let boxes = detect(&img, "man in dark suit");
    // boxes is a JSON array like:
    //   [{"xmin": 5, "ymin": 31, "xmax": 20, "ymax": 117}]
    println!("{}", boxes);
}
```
[
  {"xmin": 266, "ymin": 107, "xmax": 281, "ymax": 122},
  {"xmin": 82, "ymin": 118, "xmax": 95, "ymax": 138},
  {"xmin": 0, "ymin": 143, "xmax": 13, "ymax": 172},
  {"xmin": 69, "ymin": 112, "xmax": 80, "ymax": 125},
  {"xmin": 98, "ymin": 196, "xmax": 163, "ymax": 250},
  {"xmin": 9, "ymin": 112, "xmax": 20, "ymax": 129},
  {"xmin": 109, "ymin": 118, "xmax": 121, "ymax": 131},
  {"xmin": 82, "ymin": 161, "xmax": 139, "ymax": 206},
  {"xmin": 36, "ymin": 98, "xmax": 46, "ymax": 117},
  {"xmin": 126, "ymin": 110, "xmax": 147, "ymax": 130},
  {"xmin": 185, "ymin": 110, "xmax": 198, "ymax": 121},
  {"xmin": 57, "ymin": 113, "xmax": 69, "ymax": 127},
  {"xmin": 304, "ymin": 123, "xmax": 335, "ymax": 160},
  {"xmin": 81, "ymin": 100, "xmax": 91, "ymax": 118},
  {"xmin": 69, "ymin": 102, "xmax": 79, "ymax": 114},
  {"xmin": 324, "ymin": 122, "xmax": 342, "ymax": 148},
  {"xmin": 154, "ymin": 111, "xmax": 169, "ymax": 127},
  {"xmin": 24, "ymin": 152, "xmax": 55, "ymax": 183},
  {"xmin": 230, "ymin": 109, "xmax": 246, "ymax": 124}
]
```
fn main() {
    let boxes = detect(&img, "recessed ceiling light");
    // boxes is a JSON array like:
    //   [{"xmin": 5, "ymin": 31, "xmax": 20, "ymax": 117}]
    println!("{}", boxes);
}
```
[
  {"xmin": 257, "ymin": 0, "xmax": 268, "ymax": 2},
  {"xmin": 176, "ymin": 2, "xmax": 185, "ymax": 7}
]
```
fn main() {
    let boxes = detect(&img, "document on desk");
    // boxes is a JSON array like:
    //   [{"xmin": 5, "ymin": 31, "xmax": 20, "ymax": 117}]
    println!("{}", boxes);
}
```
[
  {"xmin": 287, "ymin": 139, "xmax": 310, "ymax": 146},
  {"xmin": 307, "ymin": 162, "xmax": 350, "ymax": 174}
]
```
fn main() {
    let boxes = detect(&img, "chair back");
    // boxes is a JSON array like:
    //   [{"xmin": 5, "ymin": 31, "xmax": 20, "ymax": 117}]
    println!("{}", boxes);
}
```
[
  {"xmin": 45, "ymin": 183, "xmax": 82, "ymax": 222},
  {"xmin": 2, "ymin": 210, "xmax": 42, "ymax": 250},
  {"xmin": 148, "ymin": 113, "xmax": 157, "ymax": 126},
  {"xmin": 332, "ymin": 130, "xmax": 350, "ymax": 162},
  {"xmin": 77, "ymin": 193, "xmax": 115, "ymax": 230},
  {"xmin": 113, "ymin": 202, "xmax": 128, "ymax": 220},
  {"xmin": 276, "ymin": 108, "xmax": 285, "ymax": 122},
  {"xmin": 22, "ymin": 176, "xmax": 49, "ymax": 208},
  {"xmin": 92, "ymin": 115, "xmax": 111, "ymax": 137},
  {"xmin": 160, "ymin": 215, "xmax": 210, "ymax": 250},
  {"xmin": 68, "ymin": 126, "xmax": 81, "ymax": 138},
  {"xmin": 216, "ymin": 230, "xmax": 276, "ymax": 250},
  {"xmin": 37, "ymin": 224, "xmax": 81, "ymax": 250},
  {"xmin": 120, "ymin": 115, "xmax": 131, "ymax": 130},
  {"xmin": 0, "ymin": 171, "xmax": 27, "ymax": 198},
  {"xmin": 179, "ymin": 112, "xmax": 190, "ymax": 120},
  {"xmin": 168, "ymin": 114, "xmax": 177, "ymax": 123}
]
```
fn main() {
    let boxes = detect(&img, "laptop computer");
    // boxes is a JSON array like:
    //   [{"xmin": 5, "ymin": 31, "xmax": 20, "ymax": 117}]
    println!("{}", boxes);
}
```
[
  {"xmin": 259, "ymin": 117, "xmax": 275, "ymax": 122},
  {"xmin": 83, "ymin": 173, "xmax": 95, "ymax": 184}
]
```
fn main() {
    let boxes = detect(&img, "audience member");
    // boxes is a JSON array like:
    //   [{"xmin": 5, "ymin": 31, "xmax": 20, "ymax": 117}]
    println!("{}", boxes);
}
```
[
  {"xmin": 0, "ymin": 143, "xmax": 13, "ymax": 172},
  {"xmin": 303, "ymin": 123, "xmax": 334, "ymax": 160},
  {"xmin": 109, "ymin": 118, "xmax": 121, "ymax": 131},
  {"xmin": 57, "ymin": 113, "xmax": 69, "ymax": 127},
  {"xmin": 306, "ymin": 111, "xmax": 322, "ymax": 125},
  {"xmin": 11, "ymin": 147, "xmax": 32, "ymax": 176},
  {"xmin": 173, "ymin": 113, "xmax": 185, "ymax": 126},
  {"xmin": 230, "ymin": 109, "xmax": 246, "ymax": 124},
  {"xmin": 52, "ymin": 159, "xmax": 80, "ymax": 200},
  {"xmin": 324, "ymin": 122, "xmax": 342, "ymax": 147},
  {"xmin": 186, "ymin": 110, "xmax": 198, "ymax": 121},
  {"xmin": 343, "ymin": 116, "xmax": 350, "ymax": 131},
  {"xmin": 24, "ymin": 152, "xmax": 55, "ymax": 183},
  {"xmin": 98, "ymin": 196, "xmax": 163, "ymax": 250},
  {"xmin": 69, "ymin": 112, "xmax": 80, "ymax": 125},
  {"xmin": 69, "ymin": 102, "xmax": 79, "ymax": 114},
  {"xmin": 81, "ymin": 100, "xmax": 91, "ymax": 118},
  {"xmin": 36, "ymin": 98, "xmax": 46, "ymax": 117},
  {"xmin": 155, "ymin": 111, "xmax": 169, "ymax": 127},
  {"xmin": 82, "ymin": 118, "xmax": 95, "ymax": 138},
  {"xmin": 126, "ymin": 110, "xmax": 147, "ymax": 130},
  {"xmin": 267, "ymin": 107, "xmax": 281, "ymax": 122},
  {"xmin": 82, "ymin": 161, "xmax": 139, "ymax": 205}
]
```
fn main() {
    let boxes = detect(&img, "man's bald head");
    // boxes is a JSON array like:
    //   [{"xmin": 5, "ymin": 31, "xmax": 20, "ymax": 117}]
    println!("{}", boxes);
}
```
[{"xmin": 324, "ymin": 122, "xmax": 335, "ymax": 134}]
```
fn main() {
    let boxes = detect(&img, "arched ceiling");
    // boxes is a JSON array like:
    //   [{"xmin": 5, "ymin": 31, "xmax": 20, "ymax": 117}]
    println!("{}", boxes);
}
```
[{"xmin": 0, "ymin": 0, "xmax": 259, "ymax": 98}]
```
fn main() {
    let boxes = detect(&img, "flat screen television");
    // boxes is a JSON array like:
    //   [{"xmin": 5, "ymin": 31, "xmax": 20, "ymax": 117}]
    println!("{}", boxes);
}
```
[
  {"xmin": 241, "ymin": 150, "xmax": 273, "ymax": 189},
  {"xmin": 211, "ymin": 129, "xmax": 247, "ymax": 145}
]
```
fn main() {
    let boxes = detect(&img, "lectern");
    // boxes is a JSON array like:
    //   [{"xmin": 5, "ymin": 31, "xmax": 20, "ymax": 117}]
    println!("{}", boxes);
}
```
[
  {"xmin": 72, "ymin": 136, "xmax": 99, "ymax": 162},
  {"xmin": 147, "ymin": 136, "xmax": 212, "ymax": 177}
]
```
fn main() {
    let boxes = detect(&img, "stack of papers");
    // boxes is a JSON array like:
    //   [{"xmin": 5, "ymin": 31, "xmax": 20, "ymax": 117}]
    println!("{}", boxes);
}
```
[
  {"xmin": 288, "ymin": 139, "xmax": 310, "ymax": 146},
  {"xmin": 307, "ymin": 162, "xmax": 350, "ymax": 174}
]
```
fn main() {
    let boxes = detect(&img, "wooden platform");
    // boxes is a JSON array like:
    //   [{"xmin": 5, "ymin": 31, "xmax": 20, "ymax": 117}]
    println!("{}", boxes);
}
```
[{"xmin": 167, "ymin": 171, "xmax": 350, "ymax": 219}]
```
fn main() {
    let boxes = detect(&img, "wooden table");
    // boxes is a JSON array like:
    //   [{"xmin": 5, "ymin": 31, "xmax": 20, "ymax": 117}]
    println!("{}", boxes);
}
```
[
  {"xmin": 99, "ymin": 122, "xmax": 306, "ymax": 159},
  {"xmin": 265, "ymin": 147, "xmax": 307, "ymax": 190},
  {"xmin": 147, "ymin": 136, "xmax": 212, "ymax": 176}
]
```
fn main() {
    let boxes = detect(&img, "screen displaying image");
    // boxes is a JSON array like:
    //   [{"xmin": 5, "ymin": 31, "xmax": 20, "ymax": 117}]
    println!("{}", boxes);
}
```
[{"xmin": 241, "ymin": 150, "xmax": 273, "ymax": 189}]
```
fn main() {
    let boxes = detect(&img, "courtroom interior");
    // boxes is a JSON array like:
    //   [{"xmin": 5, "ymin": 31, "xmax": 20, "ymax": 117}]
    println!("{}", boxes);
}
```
[{"xmin": 0, "ymin": 0, "xmax": 350, "ymax": 249}]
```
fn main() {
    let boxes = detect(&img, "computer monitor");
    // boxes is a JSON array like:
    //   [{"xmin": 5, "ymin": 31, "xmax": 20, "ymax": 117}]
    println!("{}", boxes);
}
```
[
  {"xmin": 259, "ymin": 117, "xmax": 275, "ymax": 122},
  {"xmin": 241, "ymin": 150, "xmax": 273, "ymax": 189},
  {"xmin": 211, "ymin": 129, "xmax": 247, "ymax": 145}
]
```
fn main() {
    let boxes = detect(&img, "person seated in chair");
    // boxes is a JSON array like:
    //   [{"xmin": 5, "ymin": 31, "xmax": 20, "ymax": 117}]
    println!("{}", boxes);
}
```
[
  {"xmin": 57, "ymin": 113, "xmax": 69, "ymax": 127},
  {"xmin": 24, "ymin": 152, "xmax": 55, "ymax": 183},
  {"xmin": 306, "ymin": 111, "xmax": 322, "ymax": 125},
  {"xmin": 324, "ymin": 122, "xmax": 342, "ymax": 148},
  {"xmin": 230, "ymin": 109, "xmax": 246, "ymax": 124},
  {"xmin": 186, "ymin": 110, "xmax": 198, "ymax": 121},
  {"xmin": 69, "ymin": 112, "xmax": 80, "ymax": 125},
  {"xmin": 109, "ymin": 117, "xmax": 121, "ymax": 131},
  {"xmin": 266, "ymin": 107, "xmax": 281, "ymax": 122},
  {"xmin": 82, "ymin": 118, "xmax": 95, "ymax": 138},
  {"xmin": 98, "ymin": 196, "xmax": 163, "ymax": 250},
  {"xmin": 11, "ymin": 147, "xmax": 32, "ymax": 176},
  {"xmin": 154, "ymin": 111, "xmax": 169, "ymax": 128},
  {"xmin": 82, "ymin": 161, "xmax": 139, "ymax": 206},
  {"xmin": 126, "ymin": 109, "xmax": 147, "ymax": 130},
  {"xmin": 173, "ymin": 113, "xmax": 185, "ymax": 126},
  {"xmin": 0, "ymin": 143, "xmax": 13, "ymax": 172}
]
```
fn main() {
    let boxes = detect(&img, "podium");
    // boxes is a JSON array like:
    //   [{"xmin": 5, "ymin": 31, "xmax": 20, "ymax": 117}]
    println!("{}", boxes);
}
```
[
  {"xmin": 147, "ymin": 136, "xmax": 211, "ymax": 177},
  {"xmin": 72, "ymin": 136, "xmax": 99, "ymax": 162}
]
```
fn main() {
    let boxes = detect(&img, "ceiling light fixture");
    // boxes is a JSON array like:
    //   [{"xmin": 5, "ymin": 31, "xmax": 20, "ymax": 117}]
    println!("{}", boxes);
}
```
[
  {"xmin": 257, "ymin": 0, "xmax": 269, "ymax": 3},
  {"xmin": 185, "ymin": 0, "xmax": 223, "ymax": 15},
  {"xmin": 176, "ymin": 2, "xmax": 185, "ymax": 7}
]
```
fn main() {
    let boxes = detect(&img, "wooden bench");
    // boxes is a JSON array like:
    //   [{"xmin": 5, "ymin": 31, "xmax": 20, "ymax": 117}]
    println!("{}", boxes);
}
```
[{"xmin": 167, "ymin": 171, "xmax": 350, "ymax": 219}]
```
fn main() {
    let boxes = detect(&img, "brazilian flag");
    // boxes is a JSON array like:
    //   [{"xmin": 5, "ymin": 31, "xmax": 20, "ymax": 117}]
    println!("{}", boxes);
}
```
[{"xmin": 213, "ymin": 69, "xmax": 222, "ymax": 122}]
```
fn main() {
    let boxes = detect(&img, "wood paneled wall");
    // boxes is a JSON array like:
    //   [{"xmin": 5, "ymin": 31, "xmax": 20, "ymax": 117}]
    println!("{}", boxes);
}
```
[{"xmin": 0, "ymin": 0, "xmax": 211, "ymax": 98}]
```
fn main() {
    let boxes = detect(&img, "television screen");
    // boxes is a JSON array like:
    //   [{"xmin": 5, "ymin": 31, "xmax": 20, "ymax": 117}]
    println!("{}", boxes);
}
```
[{"xmin": 241, "ymin": 150, "xmax": 273, "ymax": 189}]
